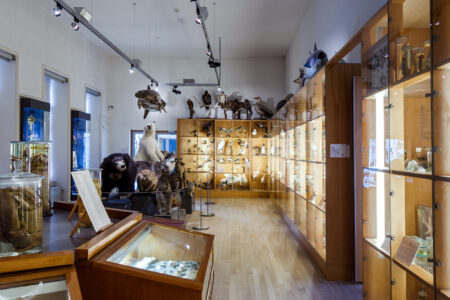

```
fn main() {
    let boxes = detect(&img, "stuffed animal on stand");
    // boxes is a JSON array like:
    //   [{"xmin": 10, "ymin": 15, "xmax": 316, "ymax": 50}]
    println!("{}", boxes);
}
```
[
  {"xmin": 134, "ymin": 123, "xmax": 165, "ymax": 162},
  {"xmin": 100, "ymin": 153, "xmax": 137, "ymax": 194}
]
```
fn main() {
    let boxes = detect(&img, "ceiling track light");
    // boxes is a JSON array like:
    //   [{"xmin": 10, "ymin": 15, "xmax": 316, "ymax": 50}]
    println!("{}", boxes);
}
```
[
  {"xmin": 172, "ymin": 86, "xmax": 181, "ymax": 95},
  {"xmin": 53, "ymin": 3, "xmax": 62, "ymax": 17},
  {"xmin": 71, "ymin": 18, "xmax": 80, "ymax": 31},
  {"xmin": 52, "ymin": 0, "xmax": 158, "ymax": 85},
  {"xmin": 207, "ymin": 48, "xmax": 212, "ymax": 57},
  {"xmin": 129, "ymin": 64, "xmax": 135, "ymax": 74}
]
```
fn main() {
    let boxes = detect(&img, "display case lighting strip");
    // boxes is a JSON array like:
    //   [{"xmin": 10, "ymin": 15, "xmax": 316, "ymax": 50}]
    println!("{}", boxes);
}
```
[{"xmin": 53, "ymin": 0, "xmax": 158, "ymax": 86}]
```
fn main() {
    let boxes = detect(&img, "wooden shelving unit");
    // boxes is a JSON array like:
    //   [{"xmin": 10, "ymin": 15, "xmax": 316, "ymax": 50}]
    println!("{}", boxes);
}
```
[
  {"xmin": 362, "ymin": 1, "xmax": 450, "ymax": 299},
  {"xmin": 177, "ymin": 119, "xmax": 270, "ymax": 197},
  {"xmin": 268, "ymin": 64, "xmax": 360, "ymax": 280}
]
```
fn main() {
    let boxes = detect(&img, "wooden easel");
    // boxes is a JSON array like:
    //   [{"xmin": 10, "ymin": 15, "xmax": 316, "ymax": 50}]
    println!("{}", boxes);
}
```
[
  {"xmin": 69, "ymin": 170, "xmax": 113, "ymax": 238},
  {"xmin": 68, "ymin": 199, "xmax": 88, "ymax": 238}
]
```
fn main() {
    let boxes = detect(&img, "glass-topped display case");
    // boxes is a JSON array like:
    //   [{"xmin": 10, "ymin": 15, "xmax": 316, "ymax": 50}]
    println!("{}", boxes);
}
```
[
  {"xmin": 20, "ymin": 97, "xmax": 50, "ymax": 142},
  {"xmin": 0, "ymin": 251, "xmax": 81, "ymax": 300},
  {"xmin": 76, "ymin": 220, "xmax": 214, "ymax": 300},
  {"xmin": 362, "ymin": 1, "xmax": 450, "ymax": 299}
]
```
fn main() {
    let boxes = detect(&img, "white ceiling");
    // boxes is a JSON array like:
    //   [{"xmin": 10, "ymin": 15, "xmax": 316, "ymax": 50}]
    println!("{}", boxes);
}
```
[{"xmin": 53, "ymin": 0, "xmax": 312, "ymax": 58}]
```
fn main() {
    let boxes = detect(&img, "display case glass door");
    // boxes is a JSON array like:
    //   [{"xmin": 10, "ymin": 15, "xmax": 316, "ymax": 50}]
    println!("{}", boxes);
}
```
[{"xmin": 432, "ymin": 0, "xmax": 450, "ymax": 298}]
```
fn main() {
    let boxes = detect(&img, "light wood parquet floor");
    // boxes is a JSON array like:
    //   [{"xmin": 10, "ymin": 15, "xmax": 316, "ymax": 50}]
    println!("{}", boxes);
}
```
[{"xmin": 186, "ymin": 197, "xmax": 362, "ymax": 300}]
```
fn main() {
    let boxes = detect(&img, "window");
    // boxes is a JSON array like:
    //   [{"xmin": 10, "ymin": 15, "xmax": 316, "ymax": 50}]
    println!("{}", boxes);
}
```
[{"xmin": 130, "ymin": 130, "xmax": 176, "ymax": 158}]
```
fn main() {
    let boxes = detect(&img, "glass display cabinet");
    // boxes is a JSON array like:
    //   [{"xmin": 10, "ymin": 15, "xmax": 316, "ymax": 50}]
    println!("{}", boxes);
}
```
[
  {"xmin": 267, "ymin": 59, "xmax": 359, "ymax": 280},
  {"xmin": 177, "ymin": 119, "xmax": 274, "ymax": 196},
  {"xmin": 362, "ymin": 1, "xmax": 450, "ymax": 299},
  {"xmin": 0, "ymin": 251, "xmax": 82, "ymax": 300},
  {"xmin": 71, "ymin": 110, "xmax": 91, "ymax": 198},
  {"xmin": 20, "ymin": 97, "xmax": 50, "ymax": 142},
  {"xmin": 75, "ymin": 220, "xmax": 214, "ymax": 300},
  {"xmin": 177, "ymin": 119, "xmax": 215, "ymax": 190}
]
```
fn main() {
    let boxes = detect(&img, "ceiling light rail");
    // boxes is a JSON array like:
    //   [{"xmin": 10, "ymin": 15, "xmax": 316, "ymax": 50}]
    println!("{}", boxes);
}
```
[
  {"xmin": 192, "ymin": 0, "xmax": 221, "ymax": 86},
  {"xmin": 52, "ymin": 0, "xmax": 159, "ymax": 86}
]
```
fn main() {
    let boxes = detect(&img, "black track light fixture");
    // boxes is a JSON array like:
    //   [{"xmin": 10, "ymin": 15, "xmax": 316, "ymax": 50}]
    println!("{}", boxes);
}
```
[
  {"xmin": 71, "ymin": 18, "xmax": 80, "ymax": 31},
  {"xmin": 129, "ymin": 64, "xmax": 135, "ymax": 74},
  {"xmin": 208, "ymin": 57, "xmax": 221, "ymax": 68},
  {"xmin": 172, "ymin": 86, "xmax": 181, "ymax": 95},
  {"xmin": 53, "ymin": 4, "xmax": 62, "ymax": 17}
]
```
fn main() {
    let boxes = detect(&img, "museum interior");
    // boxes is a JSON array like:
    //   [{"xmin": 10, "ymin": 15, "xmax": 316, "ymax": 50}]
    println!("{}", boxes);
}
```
[{"xmin": 0, "ymin": 0, "xmax": 449, "ymax": 299}]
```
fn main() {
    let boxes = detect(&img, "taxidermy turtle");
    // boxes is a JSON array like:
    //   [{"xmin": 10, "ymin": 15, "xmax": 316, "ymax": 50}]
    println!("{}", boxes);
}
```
[
  {"xmin": 135, "ymin": 85, "xmax": 167, "ymax": 119},
  {"xmin": 304, "ymin": 43, "xmax": 328, "ymax": 78}
]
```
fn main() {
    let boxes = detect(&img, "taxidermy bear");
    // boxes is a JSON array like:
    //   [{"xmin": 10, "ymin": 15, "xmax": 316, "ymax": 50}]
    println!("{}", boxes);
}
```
[
  {"xmin": 134, "ymin": 123, "xmax": 165, "ymax": 162},
  {"xmin": 100, "ymin": 153, "xmax": 136, "ymax": 194}
]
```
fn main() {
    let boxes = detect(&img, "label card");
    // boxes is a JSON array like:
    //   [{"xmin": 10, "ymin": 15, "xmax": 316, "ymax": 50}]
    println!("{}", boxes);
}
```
[
  {"xmin": 71, "ymin": 170, "xmax": 112, "ymax": 232},
  {"xmin": 330, "ymin": 144, "xmax": 350, "ymax": 158},
  {"xmin": 394, "ymin": 236, "xmax": 421, "ymax": 267}
]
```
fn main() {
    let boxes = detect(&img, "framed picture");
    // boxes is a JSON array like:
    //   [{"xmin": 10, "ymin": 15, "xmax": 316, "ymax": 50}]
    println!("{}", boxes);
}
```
[{"xmin": 416, "ymin": 205, "xmax": 432, "ymax": 239}]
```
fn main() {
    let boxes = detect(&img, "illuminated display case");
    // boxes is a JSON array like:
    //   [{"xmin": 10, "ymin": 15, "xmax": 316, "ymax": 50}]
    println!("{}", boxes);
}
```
[
  {"xmin": 75, "ymin": 218, "xmax": 214, "ymax": 300},
  {"xmin": 71, "ymin": 110, "xmax": 91, "ymax": 198},
  {"xmin": 20, "ymin": 97, "xmax": 50, "ymax": 142},
  {"xmin": 268, "ymin": 62, "xmax": 360, "ymax": 280},
  {"xmin": 362, "ymin": 2, "xmax": 450, "ymax": 299},
  {"xmin": 177, "ymin": 119, "xmax": 274, "ymax": 196}
]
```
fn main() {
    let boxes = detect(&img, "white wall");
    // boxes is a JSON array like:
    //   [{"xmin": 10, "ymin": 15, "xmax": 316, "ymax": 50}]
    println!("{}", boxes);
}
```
[
  {"xmin": 107, "ymin": 56, "xmax": 286, "ymax": 154},
  {"xmin": 285, "ymin": 0, "xmax": 387, "ymax": 93},
  {"xmin": 0, "ymin": 0, "xmax": 111, "ymax": 146}
]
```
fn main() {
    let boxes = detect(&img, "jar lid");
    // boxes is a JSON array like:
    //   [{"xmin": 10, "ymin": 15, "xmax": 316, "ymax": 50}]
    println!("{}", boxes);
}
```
[
  {"xmin": 0, "ymin": 171, "xmax": 44, "ymax": 188},
  {"xmin": 10, "ymin": 140, "xmax": 52, "ymax": 145}
]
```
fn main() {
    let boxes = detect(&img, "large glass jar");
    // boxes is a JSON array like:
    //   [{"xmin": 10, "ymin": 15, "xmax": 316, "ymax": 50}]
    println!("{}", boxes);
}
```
[
  {"xmin": 10, "ymin": 141, "xmax": 51, "ymax": 216},
  {"xmin": 76, "ymin": 168, "xmax": 102, "ymax": 228},
  {"xmin": 0, "ymin": 169, "xmax": 44, "ymax": 257}
]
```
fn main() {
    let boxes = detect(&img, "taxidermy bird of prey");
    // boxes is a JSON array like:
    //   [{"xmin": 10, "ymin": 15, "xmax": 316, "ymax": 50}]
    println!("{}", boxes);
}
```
[
  {"xmin": 275, "ymin": 93, "xmax": 294, "ymax": 112},
  {"xmin": 135, "ymin": 85, "xmax": 167, "ymax": 119},
  {"xmin": 202, "ymin": 90, "xmax": 212, "ymax": 109},
  {"xmin": 253, "ymin": 97, "xmax": 273, "ymax": 120}
]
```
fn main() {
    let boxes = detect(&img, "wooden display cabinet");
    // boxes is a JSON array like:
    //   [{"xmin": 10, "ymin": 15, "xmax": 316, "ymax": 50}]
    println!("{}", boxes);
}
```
[
  {"xmin": 75, "ymin": 213, "xmax": 214, "ymax": 300},
  {"xmin": 177, "ymin": 119, "xmax": 271, "ymax": 197},
  {"xmin": 0, "ymin": 251, "xmax": 82, "ymax": 299},
  {"xmin": 362, "ymin": 1, "xmax": 450, "ymax": 299},
  {"xmin": 268, "ymin": 59, "xmax": 360, "ymax": 280}
]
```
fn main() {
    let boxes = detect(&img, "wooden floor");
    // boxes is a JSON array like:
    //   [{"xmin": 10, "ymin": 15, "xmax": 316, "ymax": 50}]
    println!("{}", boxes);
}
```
[{"xmin": 186, "ymin": 198, "xmax": 362, "ymax": 300}]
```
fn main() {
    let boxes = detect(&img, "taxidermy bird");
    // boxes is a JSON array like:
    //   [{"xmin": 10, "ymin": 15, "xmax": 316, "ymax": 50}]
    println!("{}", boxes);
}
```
[
  {"xmin": 217, "ymin": 139, "xmax": 226, "ymax": 154},
  {"xmin": 226, "ymin": 157, "xmax": 233, "ymax": 162},
  {"xmin": 201, "ymin": 121, "xmax": 213, "ymax": 137},
  {"xmin": 135, "ymin": 85, "xmax": 166, "ymax": 119},
  {"xmin": 190, "ymin": 129, "xmax": 198, "ymax": 137},
  {"xmin": 304, "ymin": 43, "xmax": 328, "ymax": 78},
  {"xmin": 261, "ymin": 144, "xmax": 266, "ymax": 155},
  {"xmin": 252, "ymin": 129, "xmax": 257, "ymax": 136},
  {"xmin": 253, "ymin": 97, "xmax": 273, "ymax": 120},
  {"xmin": 253, "ymin": 146, "xmax": 261, "ymax": 155},
  {"xmin": 219, "ymin": 127, "xmax": 233, "ymax": 138},
  {"xmin": 187, "ymin": 99, "xmax": 195, "ymax": 119},
  {"xmin": 276, "ymin": 93, "xmax": 294, "ymax": 112},
  {"xmin": 236, "ymin": 126, "xmax": 247, "ymax": 135}
]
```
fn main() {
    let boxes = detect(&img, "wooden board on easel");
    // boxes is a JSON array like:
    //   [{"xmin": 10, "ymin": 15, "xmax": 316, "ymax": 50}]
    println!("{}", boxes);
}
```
[{"xmin": 69, "ymin": 170, "xmax": 112, "ymax": 237}]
